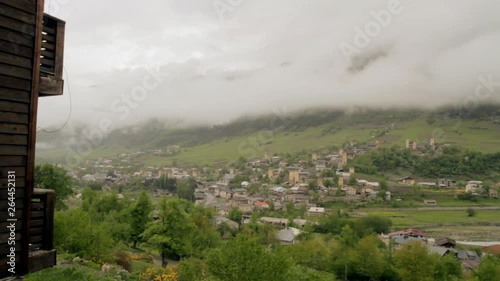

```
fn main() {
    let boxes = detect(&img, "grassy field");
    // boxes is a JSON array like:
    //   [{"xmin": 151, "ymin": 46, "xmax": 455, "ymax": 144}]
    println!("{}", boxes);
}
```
[
  {"xmin": 139, "ymin": 125, "xmax": 374, "ymax": 166},
  {"xmin": 380, "ymin": 118, "xmax": 500, "ymax": 153},
  {"xmin": 36, "ymin": 116, "xmax": 500, "ymax": 166},
  {"xmin": 366, "ymin": 209, "xmax": 500, "ymax": 229}
]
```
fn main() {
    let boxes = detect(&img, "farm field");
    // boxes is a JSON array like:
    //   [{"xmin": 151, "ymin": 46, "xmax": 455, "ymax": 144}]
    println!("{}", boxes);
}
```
[{"xmin": 365, "ymin": 209, "xmax": 500, "ymax": 241}]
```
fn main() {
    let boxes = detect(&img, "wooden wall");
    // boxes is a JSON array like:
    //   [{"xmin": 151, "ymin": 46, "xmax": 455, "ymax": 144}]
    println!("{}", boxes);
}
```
[{"xmin": 0, "ymin": 0, "xmax": 42, "ymax": 277}]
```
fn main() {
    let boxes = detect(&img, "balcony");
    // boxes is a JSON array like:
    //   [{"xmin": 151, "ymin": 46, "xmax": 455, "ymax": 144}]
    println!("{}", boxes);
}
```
[
  {"xmin": 39, "ymin": 14, "xmax": 65, "ymax": 97},
  {"xmin": 28, "ymin": 189, "xmax": 56, "ymax": 273}
]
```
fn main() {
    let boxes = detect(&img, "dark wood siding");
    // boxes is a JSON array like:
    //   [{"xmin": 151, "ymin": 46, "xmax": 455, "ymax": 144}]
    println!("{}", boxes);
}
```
[{"xmin": 0, "ymin": 0, "xmax": 37, "ymax": 277}]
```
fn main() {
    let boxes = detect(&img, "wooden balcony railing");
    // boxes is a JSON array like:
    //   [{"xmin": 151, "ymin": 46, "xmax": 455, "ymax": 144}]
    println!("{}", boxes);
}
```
[
  {"xmin": 39, "ymin": 13, "xmax": 65, "ymax": 97},
  {"xmin": 28, "ymin": 188, "xmax": 56, "ymax": 273}
]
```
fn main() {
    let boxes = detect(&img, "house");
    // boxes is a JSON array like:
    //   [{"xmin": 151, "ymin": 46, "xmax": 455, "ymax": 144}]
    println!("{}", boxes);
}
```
[
  {"xmin": 293, "ymin": 194, "xmax": 310, "ymax": 206},
  {"xmin": 418, "ymin": 182, "xmax": 437, "ymax": 188},
  {"xmin": 405, "ymin": 139, "xmax": 418, "ymax": 150},
  {"xmin": 154, "ymin": 189, "xmax": 172, "ymax": 197},
  {"xmin": 398, "ymin": 176, "xmax": 415, "ymax": 185},
  {"xmin": 307, "ymin": 207, "xmax": 325, "ymax": 216},
  {"xmin": 194, "ymin": 193, "xmax": 206, "ymax": 205},
  {"xmin": 0, "ymin": 1, "xmax": 66, "ymax": 277},
  {"xmin": 439, "ymin": 178, "xmax": 456, "ymax": 188},
  {"xmin": 392, "ymin": 236, "xmax": 427, "ymax": 250},
  {"xmin": 214, "ymin": 216, "xmax": 239, "ymax": 231},
  {"xmin": 276, "ymin": 227, "xmax": 302, "ymax": 245},
  {"xmin": 461, "ymin": 259, "xmax": 480, "ymax": 271},
  {"xmin": 288, "ymin": 168, "xmax": 300, "ymax": 184},
  {"xmin": 229, "ymin": 197, "xmax": 250, "ymax": 207},
  {"xmin": 258, "ymin": 217, "xmax": 314, "ymax": 229},
  {"xmin": 232, "ymin": 188, "xmax": 248, "ymax": 198},
  {"xmin": 385, "ymin": 191, "xmax": 392, "ymax": 200},
  {"xmin": 214, "ymin": 203, "xmax": 230, "ymax": 216},
  {"xmin": 489, "ymin": 189, "xmax": 498, "ymax": 198},
  {"xmin": 427, "ymin": 246, "xmax": 452, "ymax": 257},
  {"xmin": 82, "ymin": 174, "xmax": 96, "ymax": 181},
  {"xmin": 434, "ymin": 237, "xmax": 456, "ymax": 248},
  {"xmin": 290, "ymin": 186, "xmax": 307, "ymax": 194},
  {"xmin": 253, "ymin": 201, "xmax": 269, "ymax": 209},
  {"xmin": 423, "ymin": 199, "xmax": 437, "ymax": 205},
  {"xmin": 389, "ymin": 228, "xmax": 427, "ymax": 240},
  {"xmin": 358, "ymin": 179, "xmax": 379, "ymax": 187},
  {"xmin": 465, "ymin": 181, "xmax": 483, "ymax": 193},
  {"xmin": 482, "ymin": 244, "xmax": 500, "ymax": 257},
  {"xmin": 207, "ymin": 184, "xmax": 220, "ymax": 195},
  {"xmin": 219, "ymin": 188, "xmax": 230, "ymax": 199},
  {"xmin": 221, "ymin": 174, "xmax": 235, "ymax": 185},
  {"xmin": 238, "ymin": 204, "xmax": 254, "ymax": 213},
  {"xmin": 271, "ymin": 186, "xmax": 287, "ymax": 194},
  {"xmin": 259, "ymin": 217, "xmax": 288, "ymax": 228},
  {"xmin": 343, "ymin": 186, "xmax": 357, "ymax": 196},
  {"xmin": 315, "ymin": 164, "xmax": 327, "ymax": 172},
  {"xmin": 454, "ymin": 249, "xmax": 481, "ymax": 271}
]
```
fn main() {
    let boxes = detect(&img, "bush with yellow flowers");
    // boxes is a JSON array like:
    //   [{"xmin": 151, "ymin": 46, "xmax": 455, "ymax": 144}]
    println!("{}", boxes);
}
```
[
  {"xmin": 139, "ymin": 266, "xmax": 178, "ymax": 281},
  {"xmin": 130, "ymin": 253, "xmax": 154, "ymax": 263}
]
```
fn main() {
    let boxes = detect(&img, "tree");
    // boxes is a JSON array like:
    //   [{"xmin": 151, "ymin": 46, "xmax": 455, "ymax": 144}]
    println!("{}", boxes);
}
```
[
  {"xmin": 286, "ymin": 236, "xmax": 332, "ymax": 272},
  {"xmin": 54, "ymin": 208, "xmax": 113, "ymax": 260},
  {"xmin": 380, "ymin": 180, "xmax": 388, "ymax": 190},
  {"xmin": 35, "ymin": 163, "xmax": 74, "ymax": 210},
  {"xmin": 393, "ymin": 241, "xmax": 436, "ymax": 281},
  {"xmin": 349, "ymin": 236, "xmax": 388, "ymax": 280},
  {"xmin": 467, "ymin": 208, "xmax": 477, "ymax": 217},
  {"xmin": 474, "ymin": 255, "xmax": 500, "ymax": 281},
  {"xmin": 348, "ymin": 175, "xmax": 357, "ymax": 186},
  {"xmin": 357, "ymin": 216, "xmax": 392, "ymax": 235},
  {"xmin": 177, "ymin": 257, "xmax": 207, "ymax": 281},
  {"xmin": 129, "ymin": 191, "xmax": 153, "ymax": 248},
  {"xmin": 228, "ymin": 207, "xmax": 243, "ymax": 224},
  {"xmin": 434, "ymin": 254, "xmax": 463, "ymax": 281},
  {"xmin": 189, "ymin": 205, "xmax": 221, "ymax": 256},
  {"xmin": 143, "ymin": 197, "xmax": 195, "ymax": 267},
  {"xmin": 177, "ymin": 177, "xmax": 197, "ymax": 201},
  {"xmin": 205, "ymin": 235, "xmax": 291, "ymax": 281}
]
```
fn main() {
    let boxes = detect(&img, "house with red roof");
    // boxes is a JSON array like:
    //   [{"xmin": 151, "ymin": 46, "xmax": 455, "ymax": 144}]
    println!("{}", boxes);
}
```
[
  {"xmin": 253, "ymin": 201, "xmax": 270, "ymax": 209},
  {"xmin": 483, "ymin": 244, "xmax": 500, "ymax": 257}
]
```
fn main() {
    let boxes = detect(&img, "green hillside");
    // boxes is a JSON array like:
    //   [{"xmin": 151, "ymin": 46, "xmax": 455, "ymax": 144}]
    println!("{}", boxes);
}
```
[{"xmin": 36, "ymin": 106, "xmax": 500, "ymax": 166}]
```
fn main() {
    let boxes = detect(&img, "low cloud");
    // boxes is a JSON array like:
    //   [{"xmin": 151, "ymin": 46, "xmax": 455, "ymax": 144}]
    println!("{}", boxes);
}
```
[{"xmin": 38, "ymin": 0, "xmax": 500, "ymax": 130}]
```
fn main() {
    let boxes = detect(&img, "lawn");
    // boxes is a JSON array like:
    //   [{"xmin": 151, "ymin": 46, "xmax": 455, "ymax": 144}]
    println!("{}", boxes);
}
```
[
  {"xmin": 141, "ymin": 125, "xmax": 374, "ymax": 166},
  {"xmin": 380, "ymin": 118, "xmax": 500, "ymax": 153},
  {"xmin": 366, "ymin": 209, "xmax": 500, "ymax": 229}
]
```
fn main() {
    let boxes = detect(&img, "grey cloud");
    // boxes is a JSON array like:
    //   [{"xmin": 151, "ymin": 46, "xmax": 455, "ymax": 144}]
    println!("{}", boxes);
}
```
[{"xmin": 38, "ymin": 0, "xmax": 500, "ymax": 130}]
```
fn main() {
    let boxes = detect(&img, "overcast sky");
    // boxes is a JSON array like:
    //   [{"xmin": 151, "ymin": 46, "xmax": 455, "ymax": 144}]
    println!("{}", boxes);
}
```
[{"xmin": 37, "ymin": 0, "xmax": 500, "ymax": 130}]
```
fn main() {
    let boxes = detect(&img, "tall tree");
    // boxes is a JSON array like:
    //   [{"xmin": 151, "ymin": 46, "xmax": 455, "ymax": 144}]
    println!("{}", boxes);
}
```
[
  {"xmin": 473, "ymin": 255, "xmax": 500, "ymax": 281},
  {"xmin": 206, "ymin": 235, "xmax": 291, "ymax": 281},
  {"xmin": 129, "ymin": 191, "xmax": 153, "ymax": 248},
  {"xmin": 228, "ymin": 207, "xmax": 243, "ymax": 224},
  {"xmin": 143, "ymin": 197, "xmax": 195, "ymax": 267},
  {"xmin": 189, "ymin": 205, "xmax": 221, "ymax": 257},
  {"xmin": 349, "ymin": 236, "xmax": 388, "ymax": 280},
  {"xmin": 177, "ymin": 177, "xmax": 197, "ymax": 201},
  {"xmin": 393, "ymin": 241, "xmax": 436, "ymax": 281},
  {"xmin": 35, "ymin": 163, "xmax": 74, "ymax": 210}
]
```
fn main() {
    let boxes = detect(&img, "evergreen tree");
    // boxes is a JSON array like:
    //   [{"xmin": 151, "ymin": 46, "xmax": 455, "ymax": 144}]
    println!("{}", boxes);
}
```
[{"xmin": 129, "ymin": 191, "xmax": 153, "ymax": 248}]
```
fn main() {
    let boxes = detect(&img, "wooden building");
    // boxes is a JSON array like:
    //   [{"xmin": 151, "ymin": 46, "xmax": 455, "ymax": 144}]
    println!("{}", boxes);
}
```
[{"xmin": 0, "ymin": 0, "xmax": 65, "ymax": 278}]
